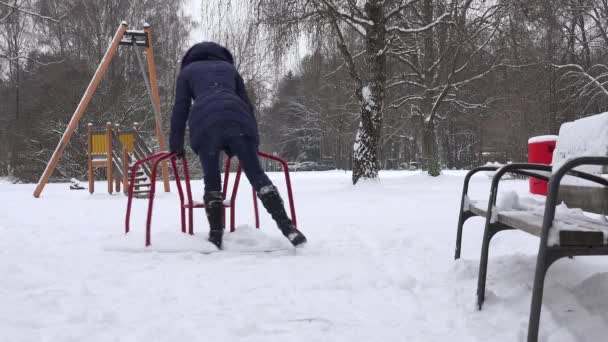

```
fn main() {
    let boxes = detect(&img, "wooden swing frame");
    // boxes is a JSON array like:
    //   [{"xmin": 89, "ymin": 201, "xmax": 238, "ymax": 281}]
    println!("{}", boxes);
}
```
[{"xmin": 33, "ymin": 21, "xmax": 170, "ymax": 198}]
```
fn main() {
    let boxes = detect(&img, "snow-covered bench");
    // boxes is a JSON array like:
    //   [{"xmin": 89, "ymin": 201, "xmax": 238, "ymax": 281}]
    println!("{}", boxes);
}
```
[{"xmin": 454, "ymin": 113, "xmax": 608, "ymax": 342}]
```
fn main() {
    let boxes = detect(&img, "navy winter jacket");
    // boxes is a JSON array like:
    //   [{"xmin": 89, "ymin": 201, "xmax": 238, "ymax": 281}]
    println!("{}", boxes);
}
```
[{"xmin": 169, "ymin": 42, "xmax": 258, "ymax": 154}]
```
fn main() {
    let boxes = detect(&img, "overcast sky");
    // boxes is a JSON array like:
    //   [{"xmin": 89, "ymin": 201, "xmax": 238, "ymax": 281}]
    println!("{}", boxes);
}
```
[{"xmin": 180, "ymin": 0, "xmax": 306, "ymax": 72}]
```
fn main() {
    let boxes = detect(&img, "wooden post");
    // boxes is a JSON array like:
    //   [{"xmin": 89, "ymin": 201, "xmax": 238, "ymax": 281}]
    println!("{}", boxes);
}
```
[
  {"xmin": 106, "ymin": 122, "xmax": 113, "ymax": 194},
  {"xmin": 114, "ymin": 123, "xmax": 122, "ymax": 194},
  {"xmin": 118, "ymin": 123, "xmax": 129, "ymax": 194},
  {"xmin": 144, "ymin": 24, "xmax": 171, "ymax": 193},
  {"xmin": 33, "ymin": 22, "xmax": 128, "ymax": 198},
  {"xmin": 122, "ymin": 147, "xmax": 129, "ymax": 194},
  {"xmin": 87, "ymin": 123, "xmax": 94, "ymax": 194}
]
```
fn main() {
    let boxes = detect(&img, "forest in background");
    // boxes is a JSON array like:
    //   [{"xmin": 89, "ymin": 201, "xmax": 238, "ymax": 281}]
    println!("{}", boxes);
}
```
[
  {"xmin": 0, "ymin": 0, "xmax": 193, "ymax": 182},
  {"xmin": 205, "ymin": 0, "xmax": 608, "ymax": 179},
  {"xmin": 2, "ymin": 0, "xmax": 608, "ymax": 182}
]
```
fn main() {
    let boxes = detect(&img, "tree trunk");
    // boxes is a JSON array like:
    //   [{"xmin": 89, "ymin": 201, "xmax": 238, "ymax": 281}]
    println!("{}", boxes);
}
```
[
  {"xmin": 352, "ymin": 105, "xmax": 382, "ymax": 182},
  {"xmin": 577, "ymin": 1, "xmax": 592, "ymax": 68},
  {"xmin": 8, "ymin": 52, "xmax": 21, "ymax": 178},
  {"xmin": 422, "ymin": 118, "xmax": 441, "ymax": 176},
  {"xmin": 420, "ymin": 0, "xmax": 440, "ymax": 177},
  {"xmin": 11, "ymin": 62, "xmax": 20, "ymax": 176},
  {"xmin": 352, "ymin": 1, "xmax": 386, "ymax": 184}
]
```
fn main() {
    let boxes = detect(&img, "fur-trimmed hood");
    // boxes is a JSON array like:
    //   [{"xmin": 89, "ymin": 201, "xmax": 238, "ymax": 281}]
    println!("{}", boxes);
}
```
[{"xmin": 181, "ymin": 42, "xmax": 234, "ymax": 69}]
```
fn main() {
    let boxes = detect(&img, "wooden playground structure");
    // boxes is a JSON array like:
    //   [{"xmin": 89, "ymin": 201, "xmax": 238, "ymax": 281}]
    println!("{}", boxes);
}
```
[
  {"xmin": 33, "ymin": 21, "xmax": 170, "ymax": 198},
  {"xmin": 86, "ymin": 122, "xmax": 154, "ymax": 195}
]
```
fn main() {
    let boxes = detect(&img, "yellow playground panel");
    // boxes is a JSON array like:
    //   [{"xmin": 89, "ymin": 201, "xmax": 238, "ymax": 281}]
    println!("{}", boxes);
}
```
[
  {"xmin": 90, "ymin": 132, "xmax": 135, "ymax": 155},
  {"xmin": 87, "ymin": 122, "xmax": 141, "ymax": 194}
]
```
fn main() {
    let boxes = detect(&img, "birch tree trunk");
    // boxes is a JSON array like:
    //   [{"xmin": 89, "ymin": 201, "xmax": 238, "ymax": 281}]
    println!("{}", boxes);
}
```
[{"xmin": 352, "ymin": 1, "xmax": 386, "ymax": 184}]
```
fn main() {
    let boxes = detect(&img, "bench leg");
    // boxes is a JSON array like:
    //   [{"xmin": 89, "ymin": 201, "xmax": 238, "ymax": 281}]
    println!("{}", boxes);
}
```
[
  {"xmin": 527, "ymin": 249, "xmax": 560, "ymax": 342},
  {"xmin": 476, "ymin": 224, "xmax": 505, "ymax": 310},
  {"xmin": 455, "ymin": 211, "xmax": 475, "ymax": 260}
]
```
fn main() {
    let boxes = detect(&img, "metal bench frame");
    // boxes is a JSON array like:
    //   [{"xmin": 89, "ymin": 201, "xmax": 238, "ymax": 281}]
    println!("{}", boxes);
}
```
[{"xmin": 454, "ymin": 157, "xmax": 608, "ymax": 342}]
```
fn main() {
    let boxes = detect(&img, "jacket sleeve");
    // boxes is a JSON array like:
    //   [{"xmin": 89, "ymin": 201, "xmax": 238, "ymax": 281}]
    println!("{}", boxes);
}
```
[
  {"xmin": 169, "ymin": 72, "xmax": 192, "ymax": 152},
  {"xmin": 235, "ymin": 74, "xmax": 260, "ymax": 146}
]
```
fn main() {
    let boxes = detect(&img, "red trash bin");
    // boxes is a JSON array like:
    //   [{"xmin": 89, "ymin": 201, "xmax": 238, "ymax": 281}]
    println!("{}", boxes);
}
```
[{"xmin": 528, "ymin": 135, "xmax": 558, "ymax": 195}]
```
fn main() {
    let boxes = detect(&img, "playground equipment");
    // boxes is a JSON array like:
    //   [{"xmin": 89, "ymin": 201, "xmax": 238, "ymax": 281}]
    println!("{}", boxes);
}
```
[
  {"xmin": 87, "ymin": 122, "xmax": 154, "ymax": 195},
  {"xmin": 33, "ymin": 21, "xmax": 170, "ymax": 198},
  {"xmin": 125, "ymin": 151, "xmax": 298, "ymax": 247}
]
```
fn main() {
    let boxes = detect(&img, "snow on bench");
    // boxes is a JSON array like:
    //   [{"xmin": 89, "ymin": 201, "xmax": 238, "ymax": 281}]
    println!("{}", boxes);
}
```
[
  {"xmin": 467, "ymin": 193, "xmax": 608, "ymax": 247},
  {"xmin": 552, "ymin": 113, "xmax": 608, "ymax": 215},
  {"xmin": 553, "ymin": 112, "xmax": 608, "ymax": 179}
]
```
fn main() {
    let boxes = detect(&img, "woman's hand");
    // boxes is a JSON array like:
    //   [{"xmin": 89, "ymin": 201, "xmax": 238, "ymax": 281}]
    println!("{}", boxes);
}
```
[{"xmin": 171, "ymin": 147, "xmax": 185, "ymax": 159}]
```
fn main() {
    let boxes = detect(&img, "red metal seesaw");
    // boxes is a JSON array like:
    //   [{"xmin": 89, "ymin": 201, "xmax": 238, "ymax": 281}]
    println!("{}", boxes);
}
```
[{"xmin": 125, "ymin": 151, "xmax": 297, "ymax": 246}]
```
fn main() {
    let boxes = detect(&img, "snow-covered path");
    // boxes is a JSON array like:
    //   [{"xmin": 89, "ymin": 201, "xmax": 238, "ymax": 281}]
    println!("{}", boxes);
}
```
[{"xmin": 1, "ymin": 171, "xmax": 607, "ymax": 341}]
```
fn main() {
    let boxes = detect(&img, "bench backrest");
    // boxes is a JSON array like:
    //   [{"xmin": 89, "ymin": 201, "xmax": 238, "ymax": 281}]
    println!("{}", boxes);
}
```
[
  {"xmin": 552, "ymin": 112, "xmax": 608, "ymax": 177},
  {"xmin": 551, "ymin": 112, "xmax": 608, "ymax": 215}
]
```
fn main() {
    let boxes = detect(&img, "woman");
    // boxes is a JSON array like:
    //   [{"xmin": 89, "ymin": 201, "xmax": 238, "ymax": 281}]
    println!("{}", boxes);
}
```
[{"xmin": 169, "ymin": 42, "xmax": 307, "ymax": 249}]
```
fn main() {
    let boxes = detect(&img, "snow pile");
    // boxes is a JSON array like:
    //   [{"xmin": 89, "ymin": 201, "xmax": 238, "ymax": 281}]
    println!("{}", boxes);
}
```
[
  {"xmin": 553, "ymin": 112, "xmax": 608, "ymax": 185},
  {"xmin": 496, "ymin": 190, "xmax": 522, "ymax": 211},
  {"xmin": 496, "ymin": 191, "xmax": 547, "ymax": 212}
]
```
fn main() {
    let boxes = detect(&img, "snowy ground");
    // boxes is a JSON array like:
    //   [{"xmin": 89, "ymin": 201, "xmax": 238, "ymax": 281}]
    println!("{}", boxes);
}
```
[{"xmin": 1, "ymin": 170, "xmax": 607, "ymax": 341}]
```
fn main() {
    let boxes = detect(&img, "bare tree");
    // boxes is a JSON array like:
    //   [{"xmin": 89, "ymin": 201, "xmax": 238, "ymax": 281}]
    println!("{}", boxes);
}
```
[
  {"xmin": 552, "ymin": 0, "xmax": 608, "ymax": 114},
  {"xmin": 201, "ymin": 0, "xmax": 273, "ymax": 112},
  {"xmin": 0, "ymin": 0, "xmax": 66, "ymax": 25},
  {"xmin": 0, "ymin": 1, "xmax": 36, "ymax": 176},
  {"xmin": 3, "ymin": 0, "xmax": 608, "ymax": 182},
  {"xmin": 385, "ymin": 0, "xmax": 505, "ymax": 175},
  {"xmin": 254, "ymin": 0, "xmax": 454, "ymax": 182}
]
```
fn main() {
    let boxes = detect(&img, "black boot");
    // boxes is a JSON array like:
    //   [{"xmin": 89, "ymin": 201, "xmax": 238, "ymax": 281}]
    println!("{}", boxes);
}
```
[
  {"xmin": 258, "ymin": 185, "xmax": 307, "ymax": 247},
  {"xmin": 204, "ymin": 191, "xmax": 224, "ymax": 249}
]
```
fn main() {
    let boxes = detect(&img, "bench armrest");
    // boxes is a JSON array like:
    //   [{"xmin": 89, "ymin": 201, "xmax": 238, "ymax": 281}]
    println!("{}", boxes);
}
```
[
  {"xmin": 491, "ymin": 162, "xmax": 608, "ymax": 187},
  {"xmin": 483, "ymin": 162, "xmax": 608, "ymax": 207},
  {"xmin": 493, "ymin": 163, "xmax": 552, "ymax": 182},
  {"xmin": 474, "ymin": 163, "xmax": 554, "ymax": 228},
  {"xmin": 461, "ymin": 166, "xmax": 500, "ymax": 197},
  {"xmin": 461, "ymin": 164, "xmax": 552, "ymax": 218},
  {"xmin": 487, "ymin": 163, "xmax": 552, "ymax": 205},
  {"xmin": 457, "ymin": 166, "xmax": 501, "ymax": 217}
]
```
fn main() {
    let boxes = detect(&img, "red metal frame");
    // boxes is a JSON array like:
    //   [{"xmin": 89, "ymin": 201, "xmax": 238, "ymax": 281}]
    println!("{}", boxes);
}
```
[
  {"xmin": 125, "ymin": 151, "xmax": 297, "ymax": 246},
  {"xmin": 257, "ymin": 151, "xmax": 297, "ymax": 227}
]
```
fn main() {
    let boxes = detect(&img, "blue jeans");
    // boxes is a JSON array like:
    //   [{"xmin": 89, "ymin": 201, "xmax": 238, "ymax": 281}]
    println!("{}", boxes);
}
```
[{"xmin": 198, "ymin": 122, "xmax": 272, "ymax": 194}]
